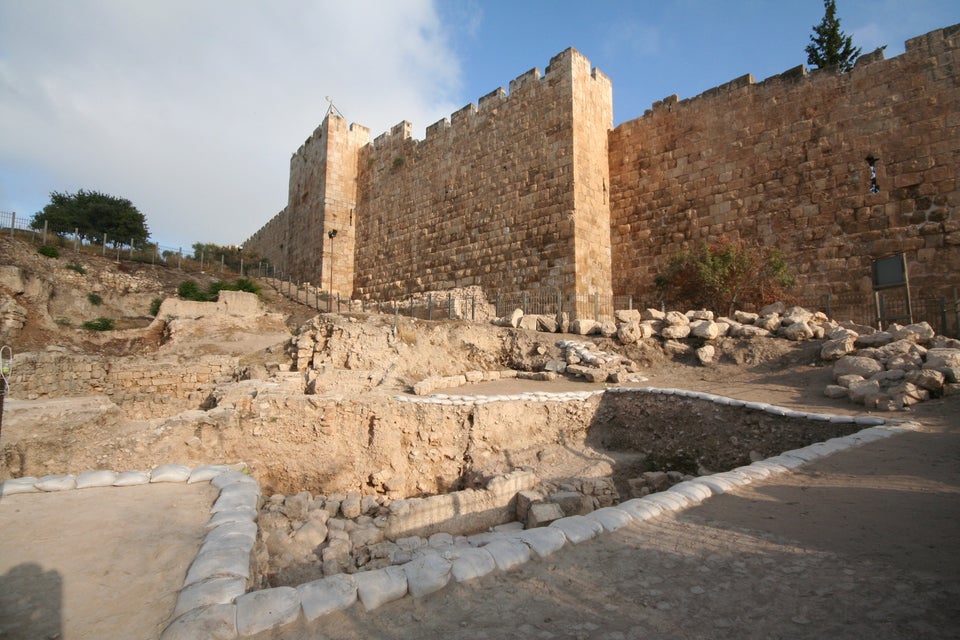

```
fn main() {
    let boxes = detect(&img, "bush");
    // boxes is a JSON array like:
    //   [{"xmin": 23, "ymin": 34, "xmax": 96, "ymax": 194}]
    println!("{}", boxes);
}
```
[
  {"xmin": 87, "ymin": 293, "xmax": 103, "ymax": 306},
  {"xmin": 67, "ymin": 263, "xmax": 86, "ymax": 275},
  {"xmin": 655, "ymin": 237, "xmax": 795, "ymax": 316},
  {"xmin": 149, "ymin": 297, "xmax": 163, "ymax": 316},
  {"xmin": 37, "ymin": 245, "xmax": 59, "ymax": 258},
  {"xmin": 177, "ymin": 280, "xmax": 208, "ymax": 301},
  {"xmin": 81, "ymin": 317, "xmax": 115, "ymax": 331},
  {"xmin": 177, "ymin": 278, "xmax": 260, "ymax": 302}
]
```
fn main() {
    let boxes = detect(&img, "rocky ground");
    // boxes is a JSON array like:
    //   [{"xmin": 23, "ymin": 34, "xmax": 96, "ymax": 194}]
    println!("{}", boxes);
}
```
[{"xmin": 1, "ymin": 235, "xmax": 958, "ymax": 638}]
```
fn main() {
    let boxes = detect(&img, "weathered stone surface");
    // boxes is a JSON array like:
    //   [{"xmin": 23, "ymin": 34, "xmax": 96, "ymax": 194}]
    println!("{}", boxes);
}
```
[
  {"xmin": 781, "ymin": 321, "xmax": 814, "ymax": 341},
  {"xmin": 526, "ymin": 502, "xmax": 565, "ymax": 528},
  {"xmin": 695, "ymin": 345, "xmax": 715, "ymax": 365},
  {"xmin": 690, "ymin": 320, "xmax": 720, "ymax": 340},
  {"xmin": 570, "ymin": 319, "xmax": 599, "ymax": 335},
  {"xmin": 617, "ymin": 321, "xmax": 643, "ymax": 344},
  {"xmin": 641, "ymin": 308, "xmax": 665, "ymax": 321},
  {"xmin": 855, "ymin": 331, "xmax": 894, "ymax": 348},
  {"xmin": 663, "ymin": 310, "xmax": 689, "ymax": 326},
  {"xmin": 905, "ymin": 368, "xmax": 946, "ymax": 392},
  {"xmin": 660, "ymin": 324, "xmax": 691, "ymax": 339},
  {"xmin": 615, "ymin": 309, "xmax": 642, "ymax": 323},
  {"xmin": 926, "ymin": 348, "xmax": 960, "ymax": 369},
  {"xmin": 512, "ymin": 527, "xmax": 568, "ymax": 558},
  {"xmin": 834, "ymin": 355, "xmax": 885, "ymax": 380},
  {"xmin": 821, "ymin": 337, "xmax": 856, "ymax": 360}
]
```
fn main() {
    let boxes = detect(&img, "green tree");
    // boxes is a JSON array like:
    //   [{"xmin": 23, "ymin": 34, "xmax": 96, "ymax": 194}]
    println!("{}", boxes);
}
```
[
  {"xmin": 805, "ymin": 0, "xmax": 862, "ymax": 72},
  {"xmin": 655, "ymin": 237, "xmax": 795, "ymax": 317},
  {"xmin": 31, "ymin": 189, "xmax": 150, "ymax": 246}
]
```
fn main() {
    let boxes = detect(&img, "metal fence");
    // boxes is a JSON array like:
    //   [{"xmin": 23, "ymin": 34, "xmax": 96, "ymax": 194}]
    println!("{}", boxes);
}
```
[{"xmin": 0, "ymin": 210, "xmax": 249, "ymax": 276}]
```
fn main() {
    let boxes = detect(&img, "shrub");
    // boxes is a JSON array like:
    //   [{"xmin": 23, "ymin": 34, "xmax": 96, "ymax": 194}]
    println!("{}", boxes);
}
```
[
  {"xmin": 655, "ymin": 237, "xmax": 795, "ymax": 316},
  {"xmin": 81, "ymin": 317, "xmax": 115, "ymax": 331},
  {"xmin": 149, "ymin": 297, "xmax": 163, "ymax": 316},
  {"xmin": 177, "ymin": 280, "xmax": 208, "ymax": 301},
  {"xmin": 87, "ymin": 293, "xmax": 103, "ymax": 306},
  {"xmin": 66, "ymin": 263, "xmax": 86, "ymax": 275},
  {"xmin": 37, "ymin": 245, "xmax": 59, "ymax": 258},
  {"xmin": 178, "ymin": 278, "xmax": 260, "ymax": 302}
]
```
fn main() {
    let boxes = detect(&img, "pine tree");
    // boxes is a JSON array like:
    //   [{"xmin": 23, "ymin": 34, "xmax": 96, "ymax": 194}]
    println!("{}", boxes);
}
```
[{"xmin": 805, "ymin": 0, "xmax": 862, "ymax": 72}]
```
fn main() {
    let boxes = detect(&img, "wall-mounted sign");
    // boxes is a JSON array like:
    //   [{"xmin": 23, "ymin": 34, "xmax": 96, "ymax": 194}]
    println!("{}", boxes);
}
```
[{"xmin": 872, "ymin": 253, "xmax": 908, "ymax": 291}]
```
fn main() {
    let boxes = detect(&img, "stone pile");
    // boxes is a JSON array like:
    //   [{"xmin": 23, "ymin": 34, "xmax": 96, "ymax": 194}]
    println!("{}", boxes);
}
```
[
  {"xmin": 494, "ymin": 302, "xmax": 831, "ymax": 350},
  {"xmin": 821, "ymin": 321, "xmax": 960, "ymax": 410},
  {"xmin": 544, "ymin": 340, "xmax": 645, "ymax": 383},
  {"xmin": 626, "ymin": 470, "xmax": 698, "ymax": 498}
]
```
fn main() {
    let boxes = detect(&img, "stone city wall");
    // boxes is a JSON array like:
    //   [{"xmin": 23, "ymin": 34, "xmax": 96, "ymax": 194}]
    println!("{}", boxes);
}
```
[
  {"xmin": 352, "ymin": 47, "xmax": 613, "ymax": 306},
  {"xmin": 247, "ymin": 25, "xmax": 959, "ymax": 320},
  {"xmin": 9, "ymin": 352, "xmax": 237, "ymax": 418},
  {"xmin": 609, "ymin": 24, "xmax": 960, "ymax": 305}
]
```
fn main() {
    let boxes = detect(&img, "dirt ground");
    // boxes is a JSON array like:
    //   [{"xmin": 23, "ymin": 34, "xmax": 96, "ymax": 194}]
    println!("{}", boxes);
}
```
[
  {"xmin": 2, "ymin": 238, "xmax": 958, "ymax": 638},
  {"xmin": 0, "ymin": 482, "xmax": 215, "ymax": 640},
  {"xmin": 2, "ymin": 368, "xmax": 956, "ymax": 640}
]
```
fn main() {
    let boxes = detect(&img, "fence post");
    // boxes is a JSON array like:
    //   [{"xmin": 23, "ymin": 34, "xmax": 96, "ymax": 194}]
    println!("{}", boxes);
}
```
[
  {"xmin": 471, "ymin": 295, "xmax": 475, "ymax": 321},
  {"xmin": 824, "ymin": 293, "xmax": 832, "ymax": 319},
  {"xmin": 594, "ymin": 293, "xmax": 599, "ymax": 321},
  {"xmin": 9, "ymin": 212, "xmax": 13, "ymax": 239},
  {"xmin": 428, "ymin": 293, "xmax": 433, "ymax": 321},
  {"xmin": 939, "ymin": 297, "xmax": 947, "ymax": 336},
  {"xmin": 448, "ymin": 292, "xmax": 453, "ymax": 320},
  {"xmin": 42, "ymin": 220, "xmax": 48, "ymax": 246}
]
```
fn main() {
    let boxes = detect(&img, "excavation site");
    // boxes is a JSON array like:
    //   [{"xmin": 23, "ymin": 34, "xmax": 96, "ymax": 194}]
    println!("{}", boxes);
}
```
[{"xmin": 2, "ymin": 237, "xmax": 958, "ymax": 639}]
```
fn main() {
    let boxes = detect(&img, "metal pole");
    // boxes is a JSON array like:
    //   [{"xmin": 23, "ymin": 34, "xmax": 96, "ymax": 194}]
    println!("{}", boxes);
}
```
[
  {"xmin": 43, "ymin": 220, "xmax": 48, "ymax": 245},
  {"xmin": 9, "ymin": 212, "xmax": 14, "ymax": 238},
  {"xmin": 0, "ymin": 345, "xmax": 11, "ymax": 443},
  {"xmin": 428, "ymin": 293, "xmax": 433, "ymax": 321}
]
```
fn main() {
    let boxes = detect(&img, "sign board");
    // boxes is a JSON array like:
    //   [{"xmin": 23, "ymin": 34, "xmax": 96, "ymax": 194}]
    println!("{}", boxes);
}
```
[{"xmin": 872, "ymin": 253, "xmax": 908, "ymax": 290}]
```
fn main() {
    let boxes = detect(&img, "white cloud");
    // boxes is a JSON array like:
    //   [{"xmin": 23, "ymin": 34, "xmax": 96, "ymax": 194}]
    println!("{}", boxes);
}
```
[{"xmin": 0, "ymin": 0, "xmax": 462, "ymax": 248}]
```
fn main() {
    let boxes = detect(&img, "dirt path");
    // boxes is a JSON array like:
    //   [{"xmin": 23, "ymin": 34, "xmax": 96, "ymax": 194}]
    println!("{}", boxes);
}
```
[{"xmin": 0, "ymin": 482, "xmax": 215, "ymax": 640}]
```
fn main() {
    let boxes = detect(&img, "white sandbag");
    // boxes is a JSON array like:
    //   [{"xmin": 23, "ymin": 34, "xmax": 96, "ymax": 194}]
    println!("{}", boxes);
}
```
[
  {"xmin": 35, "ymin": 474, "xmax": 76, "ymax": 492},
  {"xmin": 159, "ymin": 603, "xmax": 237, "ymax": 640},
  {"xmin": 298, "ymin": 574, "xmax": 358, "ymax": 621},
  {"xmin": 585, "ymin": 507, "xmax": 634, "ymax": 532},
  {"xmin": 113, "ymin": 470, "xmax": 151, "ymax": 486},
  {"xmin": 0, "ymin": 477, "xmax": 39, "ymax": 495},
  {"xmin": 150, "ymin": 464, "xmax": 192, "ymax": 483},
  {"xmin": 76, "ymin": 470, "xmax": 119, "ymax": 489},
  {"xmin": 353, "ymin": 566, "xmax": 408, "ymax": 611},
  {"xmin": 511, "ymin": 527, "xmax": 567, "ymax": 558},
  {"xmin": 402, "ymin": 552, "xmax": 452, "ymax": 598},
  {"xmin": 482, "ymin": 538, "xmax": 530, "ymax": 571},
  {"xmin": 173, "ymin": 577, "xmax": 246, "ymax": 617},
  {"xmin": 549, "ymin": 515, "xmax": 604, "ymax": 544},
  {"xmin": 235, "ymin": 587, "xmax": 301, "ymax": 636},
  {"xmin": 188, "ymin": 465, "xmax": 237, "ymax": 484},
  {"xmin": 442, "ymin": 546, "xmax": 497, "ymax": 582},
  {"xmin": 184, "ymin": 546, "xmax": 252, "ymax": 587}
]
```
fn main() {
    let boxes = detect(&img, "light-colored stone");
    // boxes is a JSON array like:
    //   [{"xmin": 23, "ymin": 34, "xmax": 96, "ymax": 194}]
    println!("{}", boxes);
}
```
[
  {"xmin": 235, "ymin": 587, "xmax": 300, "ymax": 636},
  {"xmin": 403, "ymin": 552, "xmax": 452, "ymax": 598}
]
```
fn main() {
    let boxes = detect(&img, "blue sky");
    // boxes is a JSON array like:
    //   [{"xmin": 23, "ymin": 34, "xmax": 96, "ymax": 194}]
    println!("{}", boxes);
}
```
[{"xmin": 1, "ymin": 1, "xmax": 957, "ymax": 251}]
